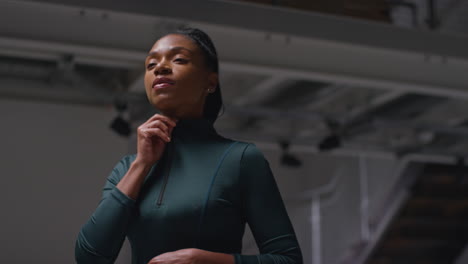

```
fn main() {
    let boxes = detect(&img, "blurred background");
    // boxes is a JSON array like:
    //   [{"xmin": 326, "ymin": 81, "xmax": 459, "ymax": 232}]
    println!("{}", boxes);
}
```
[{"xmin": 1, "ymin": 0, "xmax": 468, "ymax": 263}]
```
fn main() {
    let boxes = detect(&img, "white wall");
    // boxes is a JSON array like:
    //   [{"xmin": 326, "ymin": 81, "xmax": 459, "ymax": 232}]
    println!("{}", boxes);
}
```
[{"xmin": 0, "ymin": 99, "xmax": 129, "ymax": 263}]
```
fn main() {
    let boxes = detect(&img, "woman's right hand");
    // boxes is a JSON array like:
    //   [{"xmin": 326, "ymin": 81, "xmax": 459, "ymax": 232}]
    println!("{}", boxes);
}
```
[{"xmin": 135, "ymin": 114, "xmax": 177, "ymax": 166}]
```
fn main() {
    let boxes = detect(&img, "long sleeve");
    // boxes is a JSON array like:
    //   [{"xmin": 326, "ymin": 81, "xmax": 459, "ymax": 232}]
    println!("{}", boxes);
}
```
[
  {"xmin": 234, "ymin": 144, "xmax": 303, "ymax": 264},
  {"xmin": 75, "ymin": 155, "xmax": 136, "ymax": 264}
]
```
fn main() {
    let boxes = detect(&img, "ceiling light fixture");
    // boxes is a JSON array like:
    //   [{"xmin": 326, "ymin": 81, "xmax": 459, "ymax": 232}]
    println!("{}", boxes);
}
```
[
  {"xmin": 110, "ymin": 97, "xmax": 131, "ymax": 137},
  {"xmin": 279, "ymin": 140, "xmax": 302, "ymax": 168}
]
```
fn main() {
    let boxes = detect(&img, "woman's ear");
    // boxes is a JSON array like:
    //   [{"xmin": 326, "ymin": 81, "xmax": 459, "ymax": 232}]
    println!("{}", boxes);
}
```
[{"xmin": 207, "ymin": 72, "xmax": 218, "ymax": 93}]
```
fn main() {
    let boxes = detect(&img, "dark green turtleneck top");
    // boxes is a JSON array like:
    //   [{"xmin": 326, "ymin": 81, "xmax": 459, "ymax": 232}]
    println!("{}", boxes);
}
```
[{"xmin": 75, "ymin": 118, "xmax": 303, "ymax": 264}]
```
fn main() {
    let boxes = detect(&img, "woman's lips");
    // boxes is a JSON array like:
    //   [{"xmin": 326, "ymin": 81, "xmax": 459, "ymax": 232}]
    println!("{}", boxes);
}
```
[
  {"xmin": 153, "ymin": 77, "xmax": 176, "ymax": 90},
  {"xmin": 153, "ymin": 82, "xmax": 174, "ymax": 90}
]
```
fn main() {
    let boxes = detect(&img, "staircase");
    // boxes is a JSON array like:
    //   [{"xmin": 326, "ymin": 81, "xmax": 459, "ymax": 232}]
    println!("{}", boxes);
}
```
[{"xmin": 366, "ymin": 163, "xmax": 468, "ymax": 264}]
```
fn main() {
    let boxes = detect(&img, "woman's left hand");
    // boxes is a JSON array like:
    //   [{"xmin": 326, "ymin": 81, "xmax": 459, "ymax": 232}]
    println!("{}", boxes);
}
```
[{"xmin": 147, "ymin": 248, "xmax": 203, "ymax": 264}]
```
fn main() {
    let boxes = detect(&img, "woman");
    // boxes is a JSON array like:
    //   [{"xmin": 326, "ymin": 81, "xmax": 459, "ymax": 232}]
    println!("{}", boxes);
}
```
[{"xmin": 75, "ymin": 27, "xmax": 303, "ymax": 264}]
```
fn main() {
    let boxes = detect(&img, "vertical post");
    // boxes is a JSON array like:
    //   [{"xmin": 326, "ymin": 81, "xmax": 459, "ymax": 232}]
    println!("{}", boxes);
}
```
[
  {"xmin": 311, "ymin": 197, "xmax": 321, "ymax": 264},
  {"xmin": 359, "ymin": 155, "xmax": 371, "ymax": 241},
  {"xmin": 426, "ymin": 0, "xmax": 440, "ymax": 29}
]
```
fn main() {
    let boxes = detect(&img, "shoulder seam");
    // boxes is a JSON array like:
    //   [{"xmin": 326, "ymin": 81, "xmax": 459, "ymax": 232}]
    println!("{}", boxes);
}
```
[{"xmin": 238, "ymin": 142, "xmax": 253, "ymax": 221}]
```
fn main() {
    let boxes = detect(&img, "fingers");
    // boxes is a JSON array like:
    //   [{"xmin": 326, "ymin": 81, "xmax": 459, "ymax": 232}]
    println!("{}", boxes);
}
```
[
  {"xmin": 145, "ymin": 119, "xmax": 170, "ymax": 134},
  {"xmin": 146, "ymin": 113, "xmax": 177, "ymax": 128},
  {"xmin": 147, "ymin": 249, "xmax": 196, "ymax": 264},
  {"xmin": 138, "ymin": 114, "xmax": 177, "ymax": 143},
  {"xmin": 147, "ymin": 255, "xmax": 162, "ymax": 264},
  {"xmin": 138, "ymin": 127, "xmax": 171, "ymax": 142},
  {"xmin": 147, "ymin": 252, "xmax": 169, "ymax": 264}
]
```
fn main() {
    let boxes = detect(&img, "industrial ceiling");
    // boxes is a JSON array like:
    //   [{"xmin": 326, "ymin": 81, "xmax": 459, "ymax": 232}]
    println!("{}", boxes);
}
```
[{"xmin": 1, "ymin": 0, "xmax": 468, "ymax": 158}]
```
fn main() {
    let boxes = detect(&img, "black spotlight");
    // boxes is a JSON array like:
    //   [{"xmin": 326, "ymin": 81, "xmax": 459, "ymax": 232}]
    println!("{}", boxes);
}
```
[
  {"xmin": 110, "ymin": 115, "xmax": 131, "ymax": 137},
  {"xmin": 279, "ymin": 141, "xmax": 302, "ymax": 168},
  {"xmin": 110, "ymin": 97, "xmax": 131, "ymax": 137},
  {"xmin": 318, "ymin": 133, "xmax": 341, "ymax": 152}
]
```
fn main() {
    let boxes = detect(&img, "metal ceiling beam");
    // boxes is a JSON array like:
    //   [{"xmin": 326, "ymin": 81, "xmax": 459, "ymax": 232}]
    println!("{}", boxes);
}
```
[
  {"xmin": 345, "ymin": 91, "xmax": 407, "ymax": 121},
  {"xmin": 0, "ymin": 37, "xmax": 143, "ymax": 69},
  {"xmin": 3, "ymin": 0, "xmax": 468, "ymax": 99},
  {"xmin": 233, "ymin": 76, "xmax": 293, "ymax": 106},
  {"xmin": 16, "ymin": 0, "xmax": 468, "ymax": 59},
  {"xmin": 0, "ymin": 78, "xmax": 114, "ymax": 106},
  {"xmin": 220, "ymin": 61, "xmax": 468, "ymax": 100},
  {"xmin": 303, "ymin": 84, "xmax": 348, "ymax": 110}
]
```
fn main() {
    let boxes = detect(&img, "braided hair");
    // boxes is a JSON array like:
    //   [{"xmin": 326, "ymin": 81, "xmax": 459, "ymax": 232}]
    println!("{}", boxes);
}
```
[{"xmin": 170, "ymin": 27, "xmax": 223, "ymax": 123}]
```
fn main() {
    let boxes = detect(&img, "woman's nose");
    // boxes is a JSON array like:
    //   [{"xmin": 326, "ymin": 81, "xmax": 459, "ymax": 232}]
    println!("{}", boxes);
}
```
[{"xmin": 154, "ymin": 62, "xmax": 172, "ymax": 75}]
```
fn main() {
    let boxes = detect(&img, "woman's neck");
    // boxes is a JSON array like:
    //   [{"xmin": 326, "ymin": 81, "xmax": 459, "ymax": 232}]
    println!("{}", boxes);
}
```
[{"xmin": 160, "ymin": 106, "xmax": 204, "ymax": 121}]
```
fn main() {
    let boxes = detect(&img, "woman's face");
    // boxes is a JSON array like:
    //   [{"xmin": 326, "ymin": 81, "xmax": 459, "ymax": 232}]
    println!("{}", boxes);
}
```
[{"xmin": 144, "ymin": 34, "xmax": 218, "ymax": 119}]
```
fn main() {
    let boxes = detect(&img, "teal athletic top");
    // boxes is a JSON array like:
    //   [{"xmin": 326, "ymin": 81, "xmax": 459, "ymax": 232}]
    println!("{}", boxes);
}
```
[{"xmin": 75, "ymin": 118, "xmax": 303, "ymax": 264}]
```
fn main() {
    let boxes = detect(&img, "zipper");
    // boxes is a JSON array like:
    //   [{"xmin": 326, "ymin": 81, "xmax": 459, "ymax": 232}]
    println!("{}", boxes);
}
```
[{"xmin": 157, "ymin": 140, "xmax": 173, "ymax": 207}]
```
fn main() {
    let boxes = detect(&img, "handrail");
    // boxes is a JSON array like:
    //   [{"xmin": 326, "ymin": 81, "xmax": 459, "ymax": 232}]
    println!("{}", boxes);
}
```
[{"xmin": 342, "ymin": 153, "xmax": 456, "ymax": 264}]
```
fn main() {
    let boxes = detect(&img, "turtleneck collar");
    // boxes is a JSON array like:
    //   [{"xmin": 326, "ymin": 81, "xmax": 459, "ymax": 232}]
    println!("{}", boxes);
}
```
[{"xmin": 171, "ymin": 117, "xmax": 217, "ymax": 139}]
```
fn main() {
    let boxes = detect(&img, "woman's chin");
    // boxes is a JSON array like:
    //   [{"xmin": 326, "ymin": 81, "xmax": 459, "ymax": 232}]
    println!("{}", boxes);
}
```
[
  {"xmin": 150, "ymin": 95, "xmax": 173, "ymax": 108},
  {"xmin": 152, "ymin": 101, "xmax": 178, "ymax": 117}
]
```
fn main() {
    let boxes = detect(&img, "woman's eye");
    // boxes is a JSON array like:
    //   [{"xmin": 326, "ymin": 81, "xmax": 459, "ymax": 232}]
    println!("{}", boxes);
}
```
[
  {"xmin": 146, "ymin": 63, "xmax": 156, "ymax": 70},
  {"xmin": 174, "ymin": 58, "xmax": 188, "ymax": 63}
]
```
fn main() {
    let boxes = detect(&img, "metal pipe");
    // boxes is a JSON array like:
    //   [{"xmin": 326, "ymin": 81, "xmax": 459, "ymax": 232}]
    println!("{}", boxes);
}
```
[
  {"xmin": 311, "ymin": 197, "xmax": 321, "ymax": 264},
  {"xmin": 359, "ymin": 155, "xmax": 371, "ymax": 241}
]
